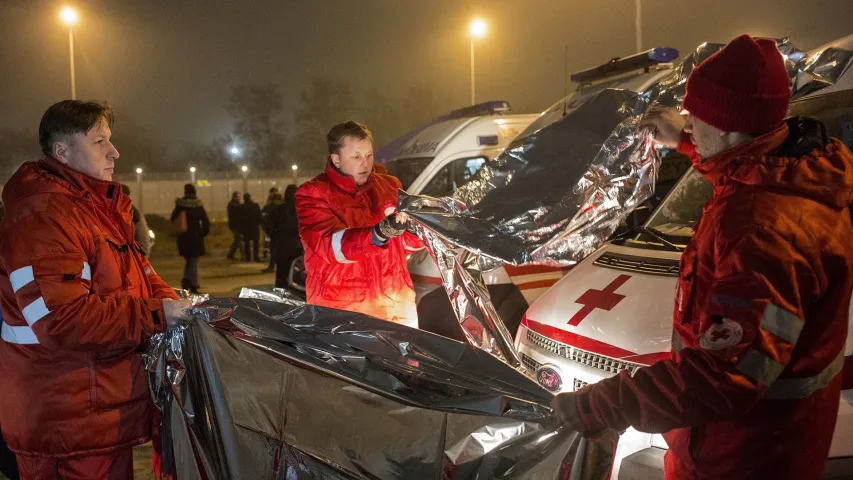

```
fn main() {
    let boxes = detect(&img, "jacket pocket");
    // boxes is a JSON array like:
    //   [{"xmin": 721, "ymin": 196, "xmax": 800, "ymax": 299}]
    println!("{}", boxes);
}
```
[
  {"xmin": 92, "ymin": 236, "xmax": 132, "ymax": 295},
  {"xmin": 89, "ymin": 351, "xmax": 149, "ymax": 411}
]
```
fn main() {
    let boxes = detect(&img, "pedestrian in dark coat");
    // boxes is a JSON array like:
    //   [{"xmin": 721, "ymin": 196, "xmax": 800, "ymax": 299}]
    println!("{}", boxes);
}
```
[
  {"xmin": 240, "ymin": 192, "xmax": 263, "ymax": 262},
  {"xmin": 273, "ymin": 184, "xmax": 304, "ymax": 288},
  {"xmin": 226, "ymin": 191, "xmax": 243, "ymax": 260},
  {"xmin": 170, "ymin": 184, "xmax": 211, "ymax": 292},
  {"xmin": 261, "ymin": 188, "xmax": 284, "ymax": 273}
]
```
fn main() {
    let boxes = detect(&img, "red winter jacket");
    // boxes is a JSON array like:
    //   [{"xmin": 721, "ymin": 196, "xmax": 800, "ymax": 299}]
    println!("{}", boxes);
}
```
[
  {"xmin": 575, "ymin": 118, "xmax": 853, "ymax": 480},
  {"xmin": 0, "ymin": 157, "xmax": 177, "ymax": 457},
  {"xmin": 296, "ymin": 163, "xmax": 422, "ymax": 326}
]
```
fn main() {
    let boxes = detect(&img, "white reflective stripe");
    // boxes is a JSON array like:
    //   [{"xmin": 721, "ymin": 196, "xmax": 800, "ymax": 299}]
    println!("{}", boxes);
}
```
[
  {"xmin": 81, "ymin": 262, "xmax": 92, "ymax": 281},
  {"xmin": 10, "ymin": 266, "xmax": 34, "ymax": 293},
  {"xmin": 764, "ymin": 349, "xmax": 845, "ymax": 400},
  {"xmin": 22, "ymin": 297, "xmax": 50, "ymax": 326},
  {"xmin": 1, "ymin": 321, "xmax": 39, "ymax": 345},
  {"xmin": 331, "ymin": 229, "xmax": 355, "ymax": 264},
  {"xmin": 760, "ymin": 304, "xmax": 804, "ymax": 345},
  {"xmin": 402, "ymin": 236, "xmax": 422, "ymax": 252},
  {"xmin": 736, "ymin": 348, "xmax": 785, "ymax": 386}
]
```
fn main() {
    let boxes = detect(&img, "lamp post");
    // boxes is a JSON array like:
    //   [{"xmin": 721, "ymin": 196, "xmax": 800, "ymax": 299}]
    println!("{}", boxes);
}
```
[
  {"xmin": 241, "ymin": 165, "xmax": 249, "ymax": 195},
  {"xmin": 468, "ymin": 19, "xmax": 487, "ymax": 105},
  {"xmin": 135, "ymin": 167, "xmax": 143, "ymax": 212},
  {"xmin": 190, "ymin": 166, "xmax": 196, "ymax": 184},
  {"xmin": 635, "ymin": 0, "xmax": 642, "ymax": 52},
  {"xmin": 291, "ymin": 164, "xmax": 298, "ymax": 185},
  {"xmin": 60, "ymin": 7, "xmax": 79, "ymax": 99}
]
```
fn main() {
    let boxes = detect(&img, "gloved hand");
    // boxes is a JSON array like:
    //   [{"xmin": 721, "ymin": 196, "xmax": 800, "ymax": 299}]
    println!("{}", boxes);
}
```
[
  {"xmin": 163, "ymin": 299, "xmax": 194, "ymax": 328},
  {"xmin": 374, "ymin": 212, "xmax": 409, "ymax": 243}
]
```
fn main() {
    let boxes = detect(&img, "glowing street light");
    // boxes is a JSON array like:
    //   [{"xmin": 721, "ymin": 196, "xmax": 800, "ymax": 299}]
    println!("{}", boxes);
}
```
[
  {"xmin": 60, "ymin": 7, "xmax": 78, "ymax": 24},
  {"xmin": 230, "ymin": 146, "xmax": 241, "ymax": 157},
  {"xmin": 60, "ymin": 7, "xmax": 79, "ymax": 99},
  {"xmin": 469, "ymin": 19, "xmax": 487, "ymax": 38},
  {"xmin": 468, "ymin": 19, "xmax": 487, "ymax": 105},
  {"xmin": 135, "ymin": 167, "xmax": 144, "ymax": 211},
  {"xmin": 240, "ymin": 165, "xmax": 249, "ymax": 194},
  {"xmin": 189, "ymin": 166, "xmax": 197, "ymax": 183},
  {"xmin": 291, "ymin": 164, "xmax": 298, "ymax": 184}
]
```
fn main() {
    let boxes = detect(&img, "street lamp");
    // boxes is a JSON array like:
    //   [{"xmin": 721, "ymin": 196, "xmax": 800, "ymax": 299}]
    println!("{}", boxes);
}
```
[
  {"xmin": 241, "ymin": 165, "xmax": 249, "ymax": 194},
  {"xmin": 291, "ymin": 164, "xmax": 298, "ymax": 185},
  {"xmin": 468, "ymin": 19, "xmax": 487, "ymax": 105},
  {"xmin": 135, "ymin": 167, "xmax": 144, "ymax": 211},
  {"xmin": 60, "ymin": 7, "xmax": 78, "ymax": 99},
  {"xmin": 635, "ymin": 0, "xmax": 642, "ymax": 52},
  {"xmin": 230, "ymin": 146, "xmax": 241, "ymax": 157},
  {"xmin": 189, "ymin": 166, "xmax": 196, "ymax": 184}
]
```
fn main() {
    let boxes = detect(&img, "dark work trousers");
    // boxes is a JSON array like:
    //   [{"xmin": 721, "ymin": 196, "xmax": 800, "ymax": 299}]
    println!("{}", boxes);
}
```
[
  {"xmin": 228, "ymin": 230, "xmax": 244, "ymax": 260},
  {"xmin": 244, "ymin": 232, "xmax": 260, "ymax": 262},
  {"xmin": 275, "ymin": 245, "xmax": 304, "ymax": 289}
]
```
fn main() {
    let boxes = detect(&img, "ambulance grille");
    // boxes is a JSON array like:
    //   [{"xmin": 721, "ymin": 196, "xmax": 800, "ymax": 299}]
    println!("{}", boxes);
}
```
[
  {"xmin": 520, "ymin": 353, "xmax": 542, "ymax": 372},
  {"xmin": 593, "ymin": 251, "xmax": 680, "ymax": 277},
  {"xmin": 526, "ymin": 328, "xmax": 641, "ymax": 376},
  {"xmin": 573, "ymin": 379, "xmax": 589, "ymax": 391}
]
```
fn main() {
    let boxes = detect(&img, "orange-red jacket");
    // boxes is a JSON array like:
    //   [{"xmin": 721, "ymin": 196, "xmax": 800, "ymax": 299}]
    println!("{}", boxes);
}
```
[
  {"xmin": 575, "ymin": 118, "xmax": 853, "ymax": 479},
  {"xmin": 296, "ymin": 163, "xmax": 422, "ymax": 325},
  {"xmin": 0, "ymin": 157, "xmax": 177, "ymax": 457}
]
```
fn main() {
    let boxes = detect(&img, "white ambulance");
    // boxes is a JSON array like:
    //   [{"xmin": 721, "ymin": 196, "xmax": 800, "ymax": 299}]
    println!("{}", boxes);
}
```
[
  {"xmin": 515, "ymin": 35, "xmax": 853, "ymax": 479},
  {"xmin": 410, "ymin": 47, "xmax": 685, "ymax": 340}
]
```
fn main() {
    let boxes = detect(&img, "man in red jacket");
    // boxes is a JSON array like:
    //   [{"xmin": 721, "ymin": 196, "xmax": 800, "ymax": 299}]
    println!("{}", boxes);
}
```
[
  {"xmin": 296, "ymin": 121, "xmax": 422, "ymax": 327},
  {"xmin": 0, "ymin": 100, "xmax": 192, "ymax": 479},
  {"xmin": 552, "ymin": 35, "xmax": 853, "ymax": 479}
]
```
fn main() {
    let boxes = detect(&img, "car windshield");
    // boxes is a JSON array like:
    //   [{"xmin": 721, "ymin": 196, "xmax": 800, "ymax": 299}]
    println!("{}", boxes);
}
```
[
  {"xmin": 622, "ymin": 168, "xmax": 713, "ymax": 250},
  {"xmin": 384, "ymin": 157, "xmax": 433, "ymax": 190}
]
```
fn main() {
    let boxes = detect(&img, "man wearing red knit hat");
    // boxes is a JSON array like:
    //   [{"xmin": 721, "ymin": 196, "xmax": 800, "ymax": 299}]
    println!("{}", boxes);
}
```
[{"xmin": 552, "ymin": 34, "xmax": 853, "ymax": 479}]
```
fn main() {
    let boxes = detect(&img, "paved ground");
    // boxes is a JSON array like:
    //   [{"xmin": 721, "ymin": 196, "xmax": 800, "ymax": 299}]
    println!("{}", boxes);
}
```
[{"xmin": 149, "ymin": 246, "xmax": 277, "ymax": 297}]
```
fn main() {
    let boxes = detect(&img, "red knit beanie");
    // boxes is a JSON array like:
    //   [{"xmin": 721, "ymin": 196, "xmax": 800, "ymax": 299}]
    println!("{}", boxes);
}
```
[{"xmin": 683, "ymin": 34, "xmax": 790, "ymax": 134}]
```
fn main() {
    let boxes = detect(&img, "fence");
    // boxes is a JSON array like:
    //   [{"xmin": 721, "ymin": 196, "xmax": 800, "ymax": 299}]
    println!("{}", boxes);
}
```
[{"xmin": 0, "ymin": 168, "xmax": 325, "ymax": 218}]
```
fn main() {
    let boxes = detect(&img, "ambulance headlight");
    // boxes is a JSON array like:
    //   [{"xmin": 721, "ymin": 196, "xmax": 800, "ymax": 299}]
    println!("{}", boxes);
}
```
[{"xmin": 477, "ymin": 255, "xmax": 503, "ymax": 272}]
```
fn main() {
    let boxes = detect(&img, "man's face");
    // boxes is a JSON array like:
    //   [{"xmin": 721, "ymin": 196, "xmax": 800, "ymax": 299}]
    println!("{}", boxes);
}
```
[
  {"xmin": 684, "ymin": 115, "xmax": 728, "ymax": 160},
  {"xmin": 331, "ymin": 136, "xmax": 373, "ymax": 186},
  {"xmin": 54, "ymin": 117, "xmax": 119, "ymax": 181}
]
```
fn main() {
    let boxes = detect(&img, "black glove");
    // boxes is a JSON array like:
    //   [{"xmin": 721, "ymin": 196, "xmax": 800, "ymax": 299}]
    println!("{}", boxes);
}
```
[{"xmin": 374, "ymin": 213, "xmax": 407, "ymax": 242}]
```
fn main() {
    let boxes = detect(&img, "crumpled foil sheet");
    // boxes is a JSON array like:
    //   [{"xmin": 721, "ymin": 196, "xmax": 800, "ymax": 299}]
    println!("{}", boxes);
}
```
[
  {"xmin": 398, "ymin": 38, "xmax": 851, "ymax": 367},
  {"xmin": 145, "ymin": 295, "xmax": 582, "ymax": 479}
]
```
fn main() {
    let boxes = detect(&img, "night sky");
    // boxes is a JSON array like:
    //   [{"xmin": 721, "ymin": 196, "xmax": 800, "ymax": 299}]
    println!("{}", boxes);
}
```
[{"xmin": 1, "ymin": 0, "xmax": 851, "ymax": 159}]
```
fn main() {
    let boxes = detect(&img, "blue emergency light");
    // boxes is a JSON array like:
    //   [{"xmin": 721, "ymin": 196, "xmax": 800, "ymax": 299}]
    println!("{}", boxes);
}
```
[{"xmin": 571, "ymin": 47, "xmax": 679, "ymax": 85}]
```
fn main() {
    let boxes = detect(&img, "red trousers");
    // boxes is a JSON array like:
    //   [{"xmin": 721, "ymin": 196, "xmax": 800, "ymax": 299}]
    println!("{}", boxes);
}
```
[{"xmin": 16, "ymin": 448, "xmax": 132, "ymax": 480}]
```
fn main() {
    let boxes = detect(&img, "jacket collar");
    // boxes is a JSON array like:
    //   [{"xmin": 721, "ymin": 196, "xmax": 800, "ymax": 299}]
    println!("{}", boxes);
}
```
[
  {"xmin": 691, "ymin": 122, "xmax": 789, "ymax": 187},
  {"xmin": 38, "ymin": 156, "xmax": 134, "ymax": 238},
  {"xmin": 325, "ymin": 160, "xmax": 373, "ymax": 194}
]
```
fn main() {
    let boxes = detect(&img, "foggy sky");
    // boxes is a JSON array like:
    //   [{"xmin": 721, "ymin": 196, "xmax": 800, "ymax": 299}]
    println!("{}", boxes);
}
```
[{"xmin": 1, "ymin": 0, "xmax": 851, "ymax": 158}]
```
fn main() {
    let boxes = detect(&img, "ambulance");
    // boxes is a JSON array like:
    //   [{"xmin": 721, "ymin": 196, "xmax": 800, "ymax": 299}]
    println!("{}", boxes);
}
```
[
  {"xmin": 410, "ymin": 47, "xmax": 687, "ymax": 339},
  {"xmin": 515, "ymin": 35, "xmax": 853, "ymax": 479}
]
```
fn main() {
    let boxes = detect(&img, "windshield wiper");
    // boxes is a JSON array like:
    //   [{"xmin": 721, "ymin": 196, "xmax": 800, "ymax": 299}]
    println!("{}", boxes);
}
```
[{"xmin": 618, "ymin": 225, "xmax": 684, "ymax": 252}]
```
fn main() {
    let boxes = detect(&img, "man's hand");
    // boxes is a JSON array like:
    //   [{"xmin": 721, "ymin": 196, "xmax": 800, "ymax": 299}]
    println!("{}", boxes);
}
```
[
  {"xmin": 374, "ymin": 212, "xmax": 409, "ymax": 242},
  {"xmin": 551, "ymin": 392, "xmax": 585, "ymax": 431},
  {"xmin": 639, "ymin": 106, "xmax": 687, "ymax": 149},
  {"xmin": 162, "ymin": 299, "xmax": 194, "ymax": 328}
]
